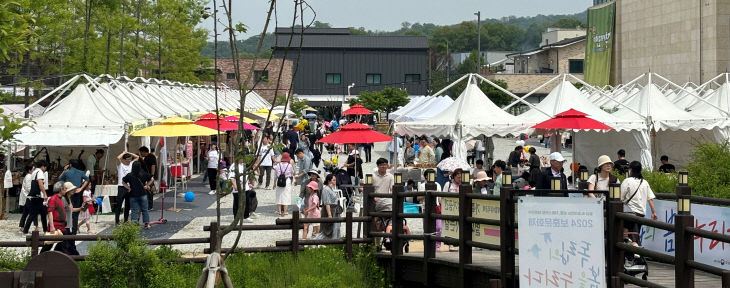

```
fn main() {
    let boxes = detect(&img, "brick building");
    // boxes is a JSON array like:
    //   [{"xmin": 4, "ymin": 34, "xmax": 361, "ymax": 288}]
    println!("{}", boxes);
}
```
[{"xmin": 212, "ymin": 58, "xmax": 293, "ymax": 103}]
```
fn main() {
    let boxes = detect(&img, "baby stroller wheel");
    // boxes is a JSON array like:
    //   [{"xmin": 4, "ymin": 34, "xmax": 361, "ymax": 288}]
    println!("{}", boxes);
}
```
[
  {"xmin": 641, "ymin": 273, "xmax": 647, "ymax": 281},
  {"xmin": 404, "ymin": 242, "xmax": 409, "ymax": 253}
]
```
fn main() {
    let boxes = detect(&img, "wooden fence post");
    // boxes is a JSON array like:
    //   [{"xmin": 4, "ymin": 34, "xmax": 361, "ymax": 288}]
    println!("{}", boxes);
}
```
[
  {"xmin": 499, "ymin": 172, "xmax": 515, "ymax": 288},
  {"xmin": 675, "ymin": 182, "xmax": 694, "ymax": 288},
  {"xmin": 30, "ymin": 231, "xmax": 39, "ymax": 257},
  {"xmin": 391, "ymin": 180, "xmax": 404, "ymax": 285},
  {"xmin": 208, "ymin": 222, "xmax": 219, "ymax": 255},
  {"xmin": 458, "ymin": 178, "xmax": 473, "ymax": 288},
  {"xmin": 362, "ymin": 184, "xmax": 374, "ymax": 245},
  {"xmin": 607, "ymin": 183, "xmax": 624, "ymax": 288},
  {"xmin": 721, "ymin": 270, "xmax": 730, "ymax": 288},
  {"xmin": 346, "ymin": 211, "xmax": 353, "ymax": 262},
  {"xmin": 292, "ymin": 212, "xmax": 300, "ymax": 258},
  {"xmin": 423, "ymin": 182, "xmax": 437, "ymax": 287}
]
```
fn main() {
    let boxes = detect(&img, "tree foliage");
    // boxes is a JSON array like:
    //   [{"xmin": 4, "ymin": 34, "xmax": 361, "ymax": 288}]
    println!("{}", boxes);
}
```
[
  {"xmin": 6, "ymin": 0, "xmax": 209, "ymax": 83},
  {"xmin": 276, "ymin": 94, "xmax": 309, "ymax": 118},
  {"xmin": 0, "ymin": 0, "xmax": 33, "ymax": 62},
  {"xmin": 349, "ymin": 86, "xmax": 409, "ymax": 120}
]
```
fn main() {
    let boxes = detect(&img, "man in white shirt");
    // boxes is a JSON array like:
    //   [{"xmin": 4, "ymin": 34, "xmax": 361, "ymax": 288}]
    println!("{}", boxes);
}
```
[
  {"xmin": 205, "ymin": 144, "xmax": 220, "ymax": 194},
  {"xmin": 372, "ymin": 158, "xmax": 394, "ymax": 212},
  {"xmin": 116, "ymin": 152, "xmax": 139, "ymax": 225},
  {"xmin": 254, "ymin": 137, "xmax": 275, "ymax": 189}
]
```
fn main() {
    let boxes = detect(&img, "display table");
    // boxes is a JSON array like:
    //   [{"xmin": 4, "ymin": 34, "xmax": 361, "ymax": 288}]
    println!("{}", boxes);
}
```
[{"xmin": 95, "ymin": 185, "xmax": 118, "ymax": 197}]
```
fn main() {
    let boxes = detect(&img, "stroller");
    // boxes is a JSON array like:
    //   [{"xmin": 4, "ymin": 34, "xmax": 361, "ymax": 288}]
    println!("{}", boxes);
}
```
[
  {"xmin": 334, "ymin": 169, "xmax": 356, "ymax": 209},
  {"xmin": 624, "ymin": 232, "xmax": 649, "ymax": 280},
  {"xmin": 375, "ymin": 214, "xmax": 411, "ymax": 253}
]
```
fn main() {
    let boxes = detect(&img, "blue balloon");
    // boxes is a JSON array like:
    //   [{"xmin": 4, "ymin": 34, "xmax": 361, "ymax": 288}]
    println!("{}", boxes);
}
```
[
  {"xmin": 184, "ymin": 191, "xmax": 195, "ymax": 202},
  {"xmin": 96, "ymin": 197, "xmax": 102, "ymax": 206}
]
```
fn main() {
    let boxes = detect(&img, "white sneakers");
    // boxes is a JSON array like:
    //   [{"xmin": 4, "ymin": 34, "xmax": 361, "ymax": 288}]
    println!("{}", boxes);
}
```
[
  {"xmin": 208, "ymin": 190, "xmax": 216, "ymax": 195},
  {"xmin": 242, "ymin": 218, "xmax": 254, "ymax": 223},
  {"xmin": 249, "ymin": 212, "xmax": 260, "ymax": 219}
]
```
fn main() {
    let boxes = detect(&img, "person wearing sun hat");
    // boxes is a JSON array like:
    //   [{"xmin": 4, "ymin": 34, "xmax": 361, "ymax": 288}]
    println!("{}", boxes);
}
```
[
  {"xmin": 274, "ymin": 152, "xmax": 294, "ymax": 216},
  {"xmin": 587, "ymin": 155, "xmax": 619, "ymax": 198},
  {"xmin": 474, "ymin": 171, "xmax": 492, "ymax": 194},
  {"xmin": 536, "ymin": 152, "xmax": 568, "ymax": 190},
  {"xmin": 301, "ymin": 180, "xmax": 321, "ymax": 240}
]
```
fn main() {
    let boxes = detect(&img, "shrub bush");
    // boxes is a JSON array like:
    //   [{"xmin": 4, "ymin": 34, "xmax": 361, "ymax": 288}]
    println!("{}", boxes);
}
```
[
  {"xmin": 642, "ymin": 170, "xmax": 677, "ymax": 195},
  {"xmin": 687, "ymin": 141, "xmax": 730, "ymax": 198},
  {"xmin": 0, "ymin": 249, "xmax": 28, "ymax": 271}
]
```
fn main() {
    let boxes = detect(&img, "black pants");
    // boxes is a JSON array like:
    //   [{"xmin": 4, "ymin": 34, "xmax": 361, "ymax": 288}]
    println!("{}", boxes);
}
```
[
  {"xmin": 19, "ymin": 204, "xmax": 36, "ymax": 228},
  {"xmin": 363, "ymin": 145, "xmax": 372, "ymax": 162},
  {"xmin": 23, "ymin": 198, "xmax": 47, "ymax": 233},
  {"xmin": 115, "ymin": 186, "xmax": 130, "ymax": 224},
  {"xmin": 233, "ymin": 190, "xmax": 255, "ymax": 219},
  {"xmin": 258, "ymin": 166, "xmax": 272, "ymax": 187},
  {"xmin": 207, "ymin": 168, "xmax": 217, "ymax": 190},
  {"xmin": 40, "ymin": 229, "xmax": 79, "ymax": 255}
]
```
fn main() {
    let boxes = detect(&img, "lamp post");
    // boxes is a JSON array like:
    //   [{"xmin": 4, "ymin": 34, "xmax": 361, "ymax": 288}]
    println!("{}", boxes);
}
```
[
  {"xmin": 343, "ymin": 83, "xmax": 355, "ymax": 115},
  {"xmin": 474, "ymin": 11, "xmax": 481, "ymax": 73}
]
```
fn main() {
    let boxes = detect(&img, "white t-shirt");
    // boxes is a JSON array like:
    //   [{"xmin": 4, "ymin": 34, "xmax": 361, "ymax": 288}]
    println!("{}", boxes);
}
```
[
  {"xmin": 117, "ymin": 162, "xmax": 133, "ymax": 186},
  {"xmin": 228, "ymin": 164, "xmax": 246, "ymax": 193},
  {"xmin": 207, "ymin": 150, "xmax": 220, "ymax": 169},
  {"xmin": 587, "ymin": 174, "xmax": 619, "ymax": 191},
  {"xmin": 30, "ymin": 169, "xmax": 46, "ymax": 196},
  {"xmin": 258, "ymin": 145, "xmax": 274, "ymax": 167},
  {"xmin": 620, "ymin": 177, "xmax": 655, "ymax": 215}
]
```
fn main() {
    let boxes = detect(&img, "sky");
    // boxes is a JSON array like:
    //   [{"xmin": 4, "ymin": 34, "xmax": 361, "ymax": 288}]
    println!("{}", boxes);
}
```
[{"xmin": 201, "ymin": 0, "xmax": 594, "ymax": 39}]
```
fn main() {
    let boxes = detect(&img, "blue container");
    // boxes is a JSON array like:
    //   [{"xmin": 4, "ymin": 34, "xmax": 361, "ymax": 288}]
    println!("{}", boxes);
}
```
[{"xmin": 403, "ymin": 202, "xmax": 420, "ymax": 214}]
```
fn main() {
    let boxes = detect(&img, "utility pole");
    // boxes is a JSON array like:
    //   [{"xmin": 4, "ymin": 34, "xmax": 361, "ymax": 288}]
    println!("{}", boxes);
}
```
[
  {"xmin": 475, "ymin": 11, "xmax": 480, "ymax": 73},
  {"xmin": 446, "ymin": 41, "xmax": 450, "ymax": 82}
]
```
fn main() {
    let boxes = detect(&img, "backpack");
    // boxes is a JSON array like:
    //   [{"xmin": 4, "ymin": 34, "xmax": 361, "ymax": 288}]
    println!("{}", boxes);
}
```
[{"xmin": 276, "ymin": 163, "xmax": 290, "ymax": 188}]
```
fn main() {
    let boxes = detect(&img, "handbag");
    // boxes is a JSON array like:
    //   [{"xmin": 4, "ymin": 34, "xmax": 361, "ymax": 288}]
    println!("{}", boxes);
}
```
[
  {"xmin": 29, "ymin": 172, "xmax": 41, "ymax": 197},
  {"xmin": 623, "ymin": 179, "xmax": 644, "ymax": 211}
]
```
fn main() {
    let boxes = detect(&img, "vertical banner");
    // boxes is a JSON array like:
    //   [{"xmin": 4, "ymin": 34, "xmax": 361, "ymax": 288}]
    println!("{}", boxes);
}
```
[
  {"xmin": 585, "ymin": 2, "xmax": 615, "ymax": 86},
  {"xmin": 640, "ymin": 199, "xmax": 730, "ymax": 269},
  {"xmin": 518, "ymin": 197, "xmax": 606, "ymax": 288}
]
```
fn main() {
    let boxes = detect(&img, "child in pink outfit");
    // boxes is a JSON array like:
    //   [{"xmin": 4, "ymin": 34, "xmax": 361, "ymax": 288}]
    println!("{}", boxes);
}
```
[{"xmin": 302, "ymin": 181, "xmax": 320, "ymax": 239}]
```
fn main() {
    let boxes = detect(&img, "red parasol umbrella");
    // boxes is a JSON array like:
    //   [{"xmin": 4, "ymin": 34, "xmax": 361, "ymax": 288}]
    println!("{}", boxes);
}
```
[
  {"xmin": 194, "ymin": 113, "xmax": 239, "ymax": 131},
  {"xmin": 531, "ymin": 109, "xmax": 613, "ymax": 130},
  {"xmin": 222, "ymin": 116, "xmax": 259, "ymax": 130},
  {"xmin": 317, "ymin": 123, "xmax": 391, "ymax": 144},
  {"xmin": 342, "ymin": 104, "xmax": 371, "ymax": 115}
]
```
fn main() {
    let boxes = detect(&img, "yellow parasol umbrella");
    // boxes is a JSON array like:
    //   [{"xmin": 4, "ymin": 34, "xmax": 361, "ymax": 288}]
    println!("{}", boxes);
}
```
[
  {"xmin": 131, "ymin": 117, "xmax": 219, "ymax": 137},
  {"xmin": 221, "ymin": 110, "xmax": 239, "ymax": 116},
  {"xmin": 253, "ymin": 110, "xmax": 279, "ymax": 120}
]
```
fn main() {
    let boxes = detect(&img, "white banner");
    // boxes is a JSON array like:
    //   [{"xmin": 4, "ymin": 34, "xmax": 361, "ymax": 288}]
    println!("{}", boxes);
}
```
[
  {"xmin": 640, "ymin": 199, "xmax": 730, "ymax": 269},
  {"xmin": 518, "ymin": 197, "xmax": 606, "ymax": 288}
]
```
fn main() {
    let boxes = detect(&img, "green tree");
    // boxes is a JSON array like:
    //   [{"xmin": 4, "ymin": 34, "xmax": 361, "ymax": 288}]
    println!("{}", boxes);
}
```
[
  {"xmin": 349, "ymin": 87, "xmax": 409, "ymax": 120},
  {"xmin": 276, "ymin": 95, "xmax": 308, "ymax": 118},
  {"xmin": 0, "ymin": 0, "xmax": 33, "ymax": 61}
]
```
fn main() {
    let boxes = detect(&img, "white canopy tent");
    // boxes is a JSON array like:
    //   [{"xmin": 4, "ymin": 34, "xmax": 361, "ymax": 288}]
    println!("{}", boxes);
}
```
[
  {"xmin": 389, "ymin": 96, "xmax": 454, "ymax": 123},
  {"xmin": 395, "ymin": 74, "xmax": 531, "ymax": 160},
  {"xmin": 388, "ymin": 96, "xmax": 427, "ymax": 120}
]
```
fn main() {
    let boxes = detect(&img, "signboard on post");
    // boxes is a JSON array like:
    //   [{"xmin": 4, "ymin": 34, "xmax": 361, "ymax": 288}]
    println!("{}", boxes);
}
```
[
  {"xmin": 441, "ymin": 198, "xmax": 517, "ymax": 246},
  {"xmin": 518, "ymin": 197, "xmax": 606, "ymax": 288},
  {"xmin": 640, "ymin": 199, "xmax": 730, "ymax": 269}
]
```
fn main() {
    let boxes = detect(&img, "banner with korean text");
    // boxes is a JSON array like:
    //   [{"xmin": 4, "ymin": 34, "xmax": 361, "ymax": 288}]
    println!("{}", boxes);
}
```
[
  {"xmin": 584, "ymin": 2, "xmax": 615, "ymax": 86},
  {"xmin": 640, "ymin": 199, "xmax": 730, "ymax": 269},
  {"xmin": 441, "ymin": 199, "xmax": 517, "ymax": 247},
  {"xmin": 518, "ymin": 197, "xmax": 606, "ymax": 288}
]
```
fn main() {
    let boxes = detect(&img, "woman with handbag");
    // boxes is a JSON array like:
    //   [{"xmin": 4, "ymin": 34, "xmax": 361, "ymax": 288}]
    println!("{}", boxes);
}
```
[
  {"xmin": 23, "ymin": 161, "xmax": 49, "ymax": 234},
  {"xmin": 18, "ymin": 165, "xmax": 35, "ymax": 233},
  {"xmin": 317, "ymin": 174, "xmax": 342, "ymax": 239},
  {"xmin": 122, "ymin": 162, "xmax": 153, "ymax": 229},
  {"xmin": 620, "ymin": 161, "xmax": 658, "ymax": 246}
]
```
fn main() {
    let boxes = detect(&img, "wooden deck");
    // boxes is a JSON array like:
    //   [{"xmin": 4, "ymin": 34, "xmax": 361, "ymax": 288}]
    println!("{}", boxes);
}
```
[{"xmin": 377, "ymin": 246, "xmax": 722, "ymax": 288}]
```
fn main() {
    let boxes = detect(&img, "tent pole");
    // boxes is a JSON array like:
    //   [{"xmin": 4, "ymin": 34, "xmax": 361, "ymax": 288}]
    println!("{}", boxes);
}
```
[
  {"xmin": 473, "ymin": 73, "xmax": 552, "ymax": 118},
  {"xmin": 572, "ymin": 130, "xmax": 576, "ymax": 187},
  {"xmin": 502, "ymin": 73, "xmax": 562, "ymax": 110}
]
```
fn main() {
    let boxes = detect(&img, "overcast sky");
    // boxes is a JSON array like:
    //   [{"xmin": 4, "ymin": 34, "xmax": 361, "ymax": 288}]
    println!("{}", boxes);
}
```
[{"xmin": 201, "ymin": 0, "xmax": 593, "ymax": 39}]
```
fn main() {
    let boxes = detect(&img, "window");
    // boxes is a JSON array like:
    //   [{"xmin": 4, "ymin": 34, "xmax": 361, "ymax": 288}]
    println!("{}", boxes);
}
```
[
  {"xmin": 254, "ymin": 70, "xmax": 269, "ymax": 83},
  {"xmin": 569, "ymin": 59, "xmax": 584, "ymax": 74},
  {"xmin": 366, "ymin": 73, "xmax": 381, "ymax": 84},
  {"xmin": 226, "ymin": 73, "xmax": 236, "ymax": 79},
  {"xmin": 326, "ymin": 73, "xmax": 341, "ymax": 84},
  {"xmin": 405, "ymin": 74, "xmax": 421, "ymax": 83}
]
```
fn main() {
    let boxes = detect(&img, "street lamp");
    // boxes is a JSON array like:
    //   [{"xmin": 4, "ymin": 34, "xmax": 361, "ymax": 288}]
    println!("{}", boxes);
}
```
[
  {"xmin": 475, "ymin": 11, "xmax": 481, "ymax": 73},
  {"xmin": 343, "ymin": 83, "xmax": 355, "ymax": 114}
]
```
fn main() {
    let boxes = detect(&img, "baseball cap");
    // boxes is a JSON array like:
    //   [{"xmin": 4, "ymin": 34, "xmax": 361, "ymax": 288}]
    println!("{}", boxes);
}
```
[
  {"xmin": 63, "ymin": 182, "xmax": 77, "ymax": 191},
  {"xmin": 549, "ymin": 152, "xmax": 565, "ymax": 162}
]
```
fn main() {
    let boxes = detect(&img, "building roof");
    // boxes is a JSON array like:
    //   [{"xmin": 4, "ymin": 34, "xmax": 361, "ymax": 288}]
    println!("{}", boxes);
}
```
[
  {"xmin": 274, "ymin": 28, "xmax": 428, "ymax": 50},
  {"xmin": 506, "ymin": 35, "xmax": 586, "ymax": 57}
]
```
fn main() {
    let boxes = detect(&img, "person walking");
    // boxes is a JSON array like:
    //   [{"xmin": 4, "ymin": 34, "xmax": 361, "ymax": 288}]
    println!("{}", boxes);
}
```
[
  {"xmin": 139, "ymin": 146, "xmax": 157, "ymax": 209},
  {"xmin": 587, "ymin": 155, "xmax": 620, "ymax": 198},
  {"xmin": 274, "ymin": 152, "xmax": 294, "ymax": 216},
  {"xmin": 115, "ymin": 152, "xmax": 138, "ymax": 225},
  {"xmin": 527, "ymin": 147, "xmax": 541, "ymax": 187},
  {"xmin": 254, "ymin": 137, "xmax": 275, "ymax": 189},
  {"xmin": 293, "ymin": 148, "xmax": 313, "ymax": 197},
  {"xmin": 301, "ymin": 181, "xmax": 320, "ymax": 240},
  {"xmin": 18, "ymin": 165, "xmax": 35, "ymax": 233},
  {"xmin": 362, "ymin": 143, "xmax": 373, "ymax": 163},
  {"xmin": 23, "ymin": 161, "xmax": 49, "ymax": 234},
  {"xmin": 205, "ymin": 144, "xmax": 220, "ymax": 195},
  {"xmin": 41, "ymin": 182, "xmax": 74, "ymax": 254},
  {"xmin": 621, "ymin": 161, "xmax": 658, "ymax": 245},
  {"xmin": 317, "ymin": 174, "xmax": 341, "ymax": 239},
  {"xmin": 57, "ymin": 159, "xmax": 89, "ymax": 235},
  {"xmin": 122, "ymin": 162, "xmax": 153, "ymax": 229}
]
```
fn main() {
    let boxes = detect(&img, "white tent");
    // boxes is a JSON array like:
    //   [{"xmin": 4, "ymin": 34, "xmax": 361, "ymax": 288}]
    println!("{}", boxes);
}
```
[
  {"xmin": 388, "ymin": 96, "xmax": 427, "ymax": 120},
  {"xmin": 390, "ymin": 96, "xmax": 454, "ymax": 122},
  {"xmin": 395, "ymin": 75, "xmax": 529, "ymax": 160}
]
